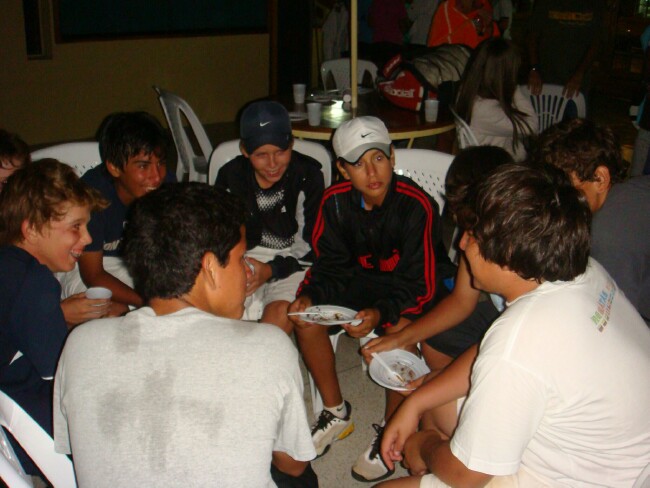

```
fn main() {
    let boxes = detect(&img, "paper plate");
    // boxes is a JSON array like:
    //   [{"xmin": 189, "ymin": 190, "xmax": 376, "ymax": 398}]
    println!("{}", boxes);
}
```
[
  {"xmin": 289, "ymin": 111, "xmax": 308, "ymax": 121},
  {"xmin": 368, "ymin": 350, "xmax": 430, "ymax": 391},
  {"xmin": 300, "ymin": 305, "xmax": 361, "ymax": 326},
  {"xmin": 310, "ymin": 92, "xmax": 333, "ymax": 103}
]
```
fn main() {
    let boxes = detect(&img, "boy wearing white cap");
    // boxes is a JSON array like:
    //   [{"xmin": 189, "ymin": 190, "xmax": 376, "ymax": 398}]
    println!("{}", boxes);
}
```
[
  {"xmin": 289, "ymin": 116, "xmax": 450, "ymax": 482},
  {"xmin": 216, "ymin": 101, "xmax": 325, "ymax": 334}
]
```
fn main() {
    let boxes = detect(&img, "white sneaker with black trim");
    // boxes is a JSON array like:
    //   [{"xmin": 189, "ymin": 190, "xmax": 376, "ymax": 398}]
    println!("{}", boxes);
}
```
[
  {"xmin": 311, "ymin": 401, "xmax": 354, "ymax": 457},
  {"xmin": 351, "ymin": 423, "xmax": 395, "ymax": 482}
]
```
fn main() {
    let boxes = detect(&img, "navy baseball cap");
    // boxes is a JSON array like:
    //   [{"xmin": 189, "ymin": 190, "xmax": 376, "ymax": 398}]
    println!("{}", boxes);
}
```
[{"xmin": 240, "ymin": 101, "xmax": 292, "ymax": 154}]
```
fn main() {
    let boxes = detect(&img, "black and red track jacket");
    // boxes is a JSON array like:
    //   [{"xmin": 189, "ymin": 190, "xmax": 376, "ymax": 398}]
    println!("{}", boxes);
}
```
[{"xmin": 298, "ymin": 174, "xmax": 454, "ymax": 328}]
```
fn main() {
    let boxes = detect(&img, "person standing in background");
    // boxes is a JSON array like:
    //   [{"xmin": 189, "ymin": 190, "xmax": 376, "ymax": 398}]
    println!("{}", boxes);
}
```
[
  {"xmin": 406, "ymin": 0, "xmax": 439, "ymax": 47},
  {"xmin": 527, "ymin": 0, "xmax": 605, "ymax": 101},
  {"xmin": 491, "ymin": 0, "xmax": 513, "ymax": 39}
]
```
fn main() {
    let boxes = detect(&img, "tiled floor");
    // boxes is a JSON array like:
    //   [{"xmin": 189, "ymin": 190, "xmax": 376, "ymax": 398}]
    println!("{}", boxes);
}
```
[{"xmin": 298, "ymin": 333, "xmax": 410, "ymax": 487}]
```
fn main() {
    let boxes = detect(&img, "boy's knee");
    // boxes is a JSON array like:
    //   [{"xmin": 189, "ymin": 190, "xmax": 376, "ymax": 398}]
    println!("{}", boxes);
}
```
[{"xmin": 262, "ymin": 300, "xmax": 294, "ymax": 334}]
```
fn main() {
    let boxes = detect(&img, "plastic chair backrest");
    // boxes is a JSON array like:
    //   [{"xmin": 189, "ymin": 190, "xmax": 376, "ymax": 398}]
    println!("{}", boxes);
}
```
[
  {"xmin": 320, "ymin": 58, "xmax": 378, "ymax": 90},
  {"xmin": 31, "ymin": 142, "xmax": 101, "ymax": 177},
  {"xmin": 394, "ymin": 148, "xmax": 458, "ymax": 262},
  {"xmin": 449, "ymin": 108, "xmax": 479, "ymax": 149},
  {"xmin": 153, "ymin": 86, "xmax": 212, "ymax": 182},
  {"xmin": 520, "ymin": 84, "xmax": 586, "ymax": 134},
  {"xmin": 0, "ymin": 391, "xmax": 76, "ymax": 488},
  {"xmin": 208, "ymin": 139, "xmax": 332, "ymax": 187},
  {"xmin": 394, "ymin": 148, "xmax": 453, "ymax": 213},
  {"xmin": 0, "ymin": 425, "xmax": 33, "ymax": 488}
]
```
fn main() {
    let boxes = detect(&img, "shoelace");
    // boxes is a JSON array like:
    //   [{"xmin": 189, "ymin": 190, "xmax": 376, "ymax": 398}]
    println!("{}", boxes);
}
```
[
  {"xmin": 368, "ymin": 423, "xmax": 384, "ymax": 459},
  {"xmin": 311, "ymin": 410, "xmax": 337, "ymax": 434}
]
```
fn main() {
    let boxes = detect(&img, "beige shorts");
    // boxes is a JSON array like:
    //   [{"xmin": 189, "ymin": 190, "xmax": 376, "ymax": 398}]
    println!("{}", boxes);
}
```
[
  {"xmin": 56, "ymin": 257, "xmax": 134, "ymax": 299},
  {"xmin": 242, "ymin": 269, "xmax": 306, "ymax": 321},
  {"xmin": 419, "ymin": 465, "xmax": 551, "ymax": 488}
]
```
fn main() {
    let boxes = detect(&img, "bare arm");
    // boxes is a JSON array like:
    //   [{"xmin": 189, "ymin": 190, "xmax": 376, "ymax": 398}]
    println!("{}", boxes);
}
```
[
  {"xmin": 563, "ymin": 35, "xmax": 600, "ymax": 98},
  {"xmin": 79, "ymin": 251, "xmax": 142, "ymax": 307},
  {"xmin": 272, "ymin": 451, "xmax": 309, "ymax": 478},
  {"xmin": 527, "ymin": 30, "xmax": 543, "ymax": 95},
  {"xmin": 403, "ymin": 431, "xmax": 492, "ymax": 487},
  {"xmin": 381, "ymin": 344, "xmax": 478, "ymax": 469},
  {"xmin": 362, "ymin": 259, "xmax": 480, "ymax": 357}
]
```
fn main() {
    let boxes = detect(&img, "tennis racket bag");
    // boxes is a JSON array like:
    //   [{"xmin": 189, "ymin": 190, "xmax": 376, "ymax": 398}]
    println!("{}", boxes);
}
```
[{"xmin": 377, "ymin": 44, "xmax": 472, "ymax": 112}]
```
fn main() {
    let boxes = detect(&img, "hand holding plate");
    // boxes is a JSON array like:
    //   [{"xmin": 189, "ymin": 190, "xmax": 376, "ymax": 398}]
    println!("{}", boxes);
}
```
[
  {"xmin": 344, "ymin": 308, "xmax": 379, "ymax": 338},
  {"xmin": 287, "ymin": 296, "xmax": 314, "ymax": 328}
]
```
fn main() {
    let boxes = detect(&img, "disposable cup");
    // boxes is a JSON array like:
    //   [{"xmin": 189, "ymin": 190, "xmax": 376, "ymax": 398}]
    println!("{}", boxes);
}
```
[
  {"xmin": 85, "ymin": 287, "xmax": 112, "ymax": 300},
  {"xmin": 307, "ymin": 103, "xmax": 322, "ymax": 126},
  {"xmin": 424, "ymin": 99, "xmax": 439, "ymax": 122},
  {"xmin": 293, "ymin": 83, "xmax": 306, "ymax": 104}
]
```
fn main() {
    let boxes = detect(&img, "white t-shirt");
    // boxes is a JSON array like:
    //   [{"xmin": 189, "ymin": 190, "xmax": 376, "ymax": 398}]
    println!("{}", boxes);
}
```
[
  {"xmin": 451, "ymin": 259, "xmax": 650, "ymax": 487},
  {"xmin": 54, "ymin": 307, "xmax": 316, "ymax": 488}
]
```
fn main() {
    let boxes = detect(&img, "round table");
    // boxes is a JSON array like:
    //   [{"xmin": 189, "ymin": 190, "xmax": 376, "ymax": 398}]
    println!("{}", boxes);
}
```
[{"xmin": 289, "ymin": 93, "xmax": 455, "ymax": 148}]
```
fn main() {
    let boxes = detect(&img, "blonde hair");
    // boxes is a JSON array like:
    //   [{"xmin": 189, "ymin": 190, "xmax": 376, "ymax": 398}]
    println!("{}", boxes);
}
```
[{"xmin": 0, "ymin": 159, "xmax": 108, "ymax": 245}]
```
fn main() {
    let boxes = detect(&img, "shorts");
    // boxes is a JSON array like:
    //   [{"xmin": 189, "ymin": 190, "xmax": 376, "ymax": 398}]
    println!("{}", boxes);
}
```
[
  {"xmin": 242, "ymin": 247, "xmax": 308, "ymax": 321},
  {"xmin": 424, "ymin": 300, "xmax": 500, "ymax": 358},
  {"xmin": 56, "ymin": 256, "xmax": 134, "ymax": 299},
  {"xmin": 419, "ymin": 465, "xmax": 551, "ymax": 487}
]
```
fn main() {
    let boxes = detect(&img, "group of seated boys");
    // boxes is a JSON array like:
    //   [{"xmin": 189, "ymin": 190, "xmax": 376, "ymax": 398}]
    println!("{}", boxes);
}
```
[{"xmin": 0, "ymin": 100, "xmax": 649, "ymax": 487}]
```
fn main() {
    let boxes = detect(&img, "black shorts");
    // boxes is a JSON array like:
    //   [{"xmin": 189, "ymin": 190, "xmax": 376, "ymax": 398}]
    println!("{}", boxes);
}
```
[{"xmin": 424, "ymin": 300, "xmax": 501, "ymax": 358}]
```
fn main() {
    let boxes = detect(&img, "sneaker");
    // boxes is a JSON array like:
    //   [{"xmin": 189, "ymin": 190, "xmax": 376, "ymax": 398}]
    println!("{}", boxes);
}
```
[
  {"xmin": 351, "ymin": 423, "xmax": 395, "ymax": 482},
  {"xmin": 311, "ymin": 401, "xmax": 354, "ymax": 457}
]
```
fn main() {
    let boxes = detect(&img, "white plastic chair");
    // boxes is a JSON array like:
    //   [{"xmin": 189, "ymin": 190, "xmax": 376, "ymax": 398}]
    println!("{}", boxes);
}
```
[
  {"xmin": 449, "ymin": 108, "xmax": 479, "ymax": 149},
  {"xmin": 320, "ymin": 58, "xmax": 378, "ymax": 90},
  {"xmin": 394, "ymin": 148, "xmax": 458, "ymax": 263},
  {"xmin": 520, "ymin": 84, "xmax": 586, "ymax": 134},
  {"xmin": 309, "ymin": 149, "xmax": 455, "ymax": 414},
  {"xmin": 208, "ymin": 139, "xmax": 332, "ymax": 188},
  {"xmin": 31, "ymin": 142, "xmax": 101, "ymax": 177},
  {"xmin": 0, "ymin": 422, "xmax": 33, "ymax": 488},
  {"xmin": 153, "ymin": 86, "xmax": 212, "ymax": 183},
  {"xmin": 0, "ymin": 391, "xmax": 76, "ymax": 488}
]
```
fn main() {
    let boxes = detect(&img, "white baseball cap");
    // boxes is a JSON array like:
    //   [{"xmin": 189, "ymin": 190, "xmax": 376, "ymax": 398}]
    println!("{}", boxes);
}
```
[{"xmin": 332, "ymin": 116, "xmax": 392, "ymax": 163}]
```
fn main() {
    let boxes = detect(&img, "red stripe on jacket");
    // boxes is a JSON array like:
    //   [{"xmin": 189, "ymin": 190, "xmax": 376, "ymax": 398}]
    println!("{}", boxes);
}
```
[
  {"xmin": 296, "ymin": 182, "xmax": 352, "ymax": 296},
  {"xmin": 395, "ymin": 181, "xmax": 436, "ymax": 315}
]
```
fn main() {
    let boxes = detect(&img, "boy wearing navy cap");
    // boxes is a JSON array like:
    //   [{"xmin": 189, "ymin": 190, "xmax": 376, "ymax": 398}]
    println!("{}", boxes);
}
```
[
  {"xmin": 288, "ymin": 116, "xmax": 452, "ymax": 482},
  {"xmin": 215, "ymin": 101, "xmax": 325, "ymax": 333}
]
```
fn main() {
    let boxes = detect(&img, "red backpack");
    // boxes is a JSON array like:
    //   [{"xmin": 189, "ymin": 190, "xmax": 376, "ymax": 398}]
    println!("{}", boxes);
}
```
[{"xmin": 377, "ymin": 44, "xmax": 471, "ymax": 112}]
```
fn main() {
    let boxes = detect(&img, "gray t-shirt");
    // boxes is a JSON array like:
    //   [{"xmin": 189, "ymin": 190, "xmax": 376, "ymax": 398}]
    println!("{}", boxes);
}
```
[
  {"xmin": 54, "ymin": 307, "xmax": 316, "ymax": 487},
  {"xmin": 592, "ymin": 176, "xmax": 650, "ymax": 323}
]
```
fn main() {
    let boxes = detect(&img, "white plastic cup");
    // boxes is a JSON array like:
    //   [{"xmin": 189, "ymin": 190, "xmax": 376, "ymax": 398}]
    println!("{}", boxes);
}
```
[
  {"xmin": 293, "ymin": 83, "xmax": 306, "ymax": 104},
  {"xmin": 85, "ymin": 287, "xmax": 112, "ymax": 300},
  {"xmin": 424, "ymin": 99, "xmax": 439, "ymax": 122},
  {"xmin": 307, "ymin": 102, "xmax": 322, "ymax": 126}
]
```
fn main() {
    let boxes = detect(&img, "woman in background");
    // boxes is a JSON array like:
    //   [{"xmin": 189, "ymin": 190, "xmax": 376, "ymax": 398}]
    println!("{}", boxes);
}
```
[{"xmin": 455, "ymin": 38, "xmax": 538, "ymax": 161}]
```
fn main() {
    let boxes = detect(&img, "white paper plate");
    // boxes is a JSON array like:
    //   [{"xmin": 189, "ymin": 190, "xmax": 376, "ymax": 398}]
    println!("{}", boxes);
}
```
[
  {"xmin": 368, "ymin": 350, "xmax": 430, "ymax": 391},
  {"xmin": 299, "ymin": 305, "xmax": 362, "ymax": 326},
  {"xmin": 289, "ymin": 111, "xmax": 308, "ymax": 121}
]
